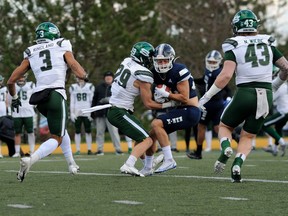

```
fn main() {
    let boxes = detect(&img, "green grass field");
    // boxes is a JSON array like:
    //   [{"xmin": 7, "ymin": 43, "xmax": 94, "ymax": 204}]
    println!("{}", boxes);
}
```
[{"xmin": 1, "ymin": 150, "xmax": 288, "ymax": 216}]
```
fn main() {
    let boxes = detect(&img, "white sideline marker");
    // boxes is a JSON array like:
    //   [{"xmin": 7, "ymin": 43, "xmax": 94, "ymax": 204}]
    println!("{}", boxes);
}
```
[
  {"xmin": 113, "ymin": 200, "xmax": 143, "ymax": 205},
  {"xmin": 220, "ymin": 197, "xmax": 249, "ymax": 201},
  {"xmin": 7, "ymin": 204, "xmax": 33, "ymax": 209}
]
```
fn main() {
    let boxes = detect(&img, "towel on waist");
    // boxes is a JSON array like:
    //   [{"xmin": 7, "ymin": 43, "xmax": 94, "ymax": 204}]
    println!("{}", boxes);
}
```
[{"xmin": 255, "ymin": 88, "xmax": 269, "ymax": 119}]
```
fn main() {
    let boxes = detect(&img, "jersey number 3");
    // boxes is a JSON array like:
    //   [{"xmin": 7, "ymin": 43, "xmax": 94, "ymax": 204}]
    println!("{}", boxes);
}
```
[{"xmin": 39, "ymin": 50, "xmax": 52, "ymax": 71}]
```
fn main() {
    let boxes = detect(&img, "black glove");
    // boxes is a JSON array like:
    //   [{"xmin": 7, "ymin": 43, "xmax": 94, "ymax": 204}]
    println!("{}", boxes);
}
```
[{"xmin": 11, "ymin": 96, "xmax": 22, "ymax": 113}]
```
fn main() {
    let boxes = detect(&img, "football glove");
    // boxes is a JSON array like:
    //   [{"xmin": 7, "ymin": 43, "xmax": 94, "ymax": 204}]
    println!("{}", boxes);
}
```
[
  {"xmin": 155, "ymin": 85, "xmax": 170, "ymax": 98},
  {"xmin": 198, "ymin": 94, "xmax": 211, "ymax": 111},
  {"xmin": 11, "ymin": 96, "xmax": 21, "ymax": 113}
]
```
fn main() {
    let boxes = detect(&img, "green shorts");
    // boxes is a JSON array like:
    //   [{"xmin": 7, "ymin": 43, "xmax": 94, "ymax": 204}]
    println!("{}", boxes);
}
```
[
  {"xmin": 36, "ymin": 91, "xmax": 67, "ymax": 137},
  {"xmin": 74, "ymin": 116, "xmax": 92, "ymax": 133},
  {"xmin": 221, "ymin": 87, "xmax": 272, "ymax": 134},
  {"xmin": 107, "ymin": 106, "xmax": 149, "ymax": 143},
  {"xmin": 13, "ymin": 117, "xmax": 34, "ymax": 134}
]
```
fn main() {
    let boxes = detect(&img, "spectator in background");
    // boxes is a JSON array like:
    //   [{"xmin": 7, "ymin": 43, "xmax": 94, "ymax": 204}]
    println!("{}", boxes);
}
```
[
  {"xmin": 0, "ymin": 75, "xmax": 9, "ymax": 158},
  {"xmin": 0, "ymin": 115, "xmax": 16, "ymax": 157},
  {"xmin": 10, "ymin": 74, "xmax": 36, "ymax": 157},
  {"xmin": 69, "ymin": 76, "xmax": 94, "ymax": 155},
  {"xmin": 91, "ymin": 71, "xmax": 123, "ymax": 155}
]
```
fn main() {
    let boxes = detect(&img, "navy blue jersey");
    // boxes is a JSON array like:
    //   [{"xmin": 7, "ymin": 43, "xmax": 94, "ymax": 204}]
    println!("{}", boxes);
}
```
[
  {"xmin": 203, "ymin": 66, "xmax": 230, "ymax": 101},
  {"xmin": 152, "ymin": 63, "xmax": 197, "ymax": 99}
]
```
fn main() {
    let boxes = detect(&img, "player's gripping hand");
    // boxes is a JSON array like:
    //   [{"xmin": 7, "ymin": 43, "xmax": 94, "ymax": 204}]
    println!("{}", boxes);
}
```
[
  {"xmin": 155, "ymin": 84, "xmax": 170, "ymax": 98},
  {"xmin": 198, "ymin": 94, "xmax": 211, "ymax": 111},
  {"xmin": 11, "ymin": 95, "xmax": 21, "ymax": 113}
]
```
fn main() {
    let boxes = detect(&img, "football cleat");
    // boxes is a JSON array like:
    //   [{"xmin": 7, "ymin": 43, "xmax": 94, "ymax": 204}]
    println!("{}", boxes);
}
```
[
  {"xmin": 231, "ymin": 165, "xmax": 242, "ymax": 183},
  {"xmin": 120, "ymin": 163, "xmax": 144, "ymax": 177},
  {"xmin": 214, "ymin": 160, "xmax": 226, "ymax": 174},
  {"xmin": 154, "ymin": 159, "xmax": 177, "ymax": 173},
  {"xmin": 17, "ymin": 157, "xmax": 31, "ymax": 182},
  {"xmin": 152, "ymin": 154, "xmax": 164, "ymax": 169},
  {"xmin": 140, "ymin": 168, "xmax": 154, "ymax": 176}
]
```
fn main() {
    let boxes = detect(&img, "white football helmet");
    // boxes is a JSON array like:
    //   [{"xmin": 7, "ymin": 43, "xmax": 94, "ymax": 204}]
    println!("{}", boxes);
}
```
[
  {"xmin": 205, "ymin": 50, "xmax": 223, "ymax": 72},
  {"xmin": 153, "ymin": 43, "xmax": 175, "ymax": 73}
]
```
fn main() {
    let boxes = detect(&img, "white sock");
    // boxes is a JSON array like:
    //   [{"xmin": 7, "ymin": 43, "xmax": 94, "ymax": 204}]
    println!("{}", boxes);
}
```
[
  {"xmin": 61, "ymin": 130, "xmax": 76, "ymax": 166},
  {"xmin": 125, "ymin": 136, "xmax": 133, "ymax": 149},
  {"xmin": 235, "ymin": 152, "xmax": 246, "ymax": 161},
  {"xmin": 30, "ymin": 138, "xmax": 58, "ymax": 165},
  {"xmin": 279, "ymin": 138, "xmax": 286, "ymax": 146},
  {"xmin": 85, "ymin": 133, "xmax": 92, "ymax": 150},
  {"xmin": 15, "ymin": 144, "xmax": 20, "ymax": 154},
  {"xmin": 75, "ymin": 133, "xmax": 81, "ymax": 151},
  {"xmin": 126, "ymin": 155, "xmax": 137, "ymax": 167},
  {"xmin": 205, "ymin": 130, "xmax": 212, "ymax": 149},
  {"xmin": 145, "ymin": 156, "xmax": 153, "ymax": 169},
  {"xmin": 28, "ymin": 133, "xmax": 35, "ymax": 153},
  {"xmin": 163, "ymin": 146, "xmax": 173, "ymax": 161}
]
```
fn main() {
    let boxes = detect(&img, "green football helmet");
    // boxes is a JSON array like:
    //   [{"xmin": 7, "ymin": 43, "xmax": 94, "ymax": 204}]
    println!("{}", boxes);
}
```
[
  {"xmin": 130, "ymin": 41, "xmax": 155, "ymax": 69},
  {"xmin": 231, "ymin": 10, "xmax": 259, "ymax": 34},
  {"xmin": 35, "ymin": 22, "xmax": 61, "ymax": 44}
]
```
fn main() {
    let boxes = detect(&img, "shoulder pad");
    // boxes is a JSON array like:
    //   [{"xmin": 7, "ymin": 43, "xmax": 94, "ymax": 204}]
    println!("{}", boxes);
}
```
[
  {"xmin": 135, "ymin": 70, "xmax": 154, "ymax": 84},
  {"xmin": 57, "ymin": 38, "xmax": 66, "ymax": 47},
  {"xmin": 268, "ymin": 36, "xmax": 276, "ymax": 46},
  {"xmin": 24, "ymin": 48, "xmax": 31, "ymax": 57},
  {"xmin": 224, "ymin": 38, "xmax": 238, "ymax": 47}
]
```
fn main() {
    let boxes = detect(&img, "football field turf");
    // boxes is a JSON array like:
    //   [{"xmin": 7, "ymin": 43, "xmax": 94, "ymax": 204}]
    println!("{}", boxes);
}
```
[{"xmin": 1, "ymin": 149, "xmax": 288, "ymax": 216}]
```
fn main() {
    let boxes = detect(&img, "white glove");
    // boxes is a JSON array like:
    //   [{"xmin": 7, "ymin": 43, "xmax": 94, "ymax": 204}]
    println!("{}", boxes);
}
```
[
  {"xmin": 88, "ymin": 115, "xmax": 93, "ymax": 121},
  {"xmin": 154, "ymin": 91, "xmax": 166, "ymax": 103},
  {"xmin": 155, "ymin": 85, "xmax": 170, "ymax": 98},
  {"xmin": 198, "ymin": 94, "xmax": 211, "ymax": 111},
  {"xmin": 162, "ymin": 100, "xmax": 180, "ymax": 109},
  {"xmin": 70, "ymin": 113, "xmax": 77, "ymax": 122}
]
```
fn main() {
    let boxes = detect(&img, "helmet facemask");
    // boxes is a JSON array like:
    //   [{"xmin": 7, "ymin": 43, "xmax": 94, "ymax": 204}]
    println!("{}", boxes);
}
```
[
  {"xmin": 205, "ymin": 50, "xmax": 223, "ymax": 72},
  {"xmin": 153, "ymin": 43, "xmax": 175, "ymax": 73}
]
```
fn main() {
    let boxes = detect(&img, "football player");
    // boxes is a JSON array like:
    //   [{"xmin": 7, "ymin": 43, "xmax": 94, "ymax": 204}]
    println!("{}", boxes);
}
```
[
  {"xmin": 107, "ymin": 41, "xmax": 177, "ymax": 177},
  {"xmin": 198, "ymin": 10, "xmax": 288, "ymax": 182},
  {"xmin": 187, "ymin": 50, "xmax": 232, "ymax": 159},
  {"xmin": 0, "ymin": 75, "xmax": 9, "ymax": 158},
  {"xmin": 144, "ymin": 43, "xmax": 201, "ymax": 174},
  {"xmin": 69, "ymin": 76, "xmax": 94, "ymax": 155},
  {"xmin": 7, "ymin": 22, "xmax": 87, "ymax": 182},
  {"xmin": 11, "ymin": 74, "xmax": 36, "ymax": 158}
]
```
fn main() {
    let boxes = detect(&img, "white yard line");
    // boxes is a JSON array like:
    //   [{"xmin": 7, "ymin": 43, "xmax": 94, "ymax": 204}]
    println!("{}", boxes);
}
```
[{"xmin": 5, "ymin": 169, "xmax": 288, "ymax": 183}]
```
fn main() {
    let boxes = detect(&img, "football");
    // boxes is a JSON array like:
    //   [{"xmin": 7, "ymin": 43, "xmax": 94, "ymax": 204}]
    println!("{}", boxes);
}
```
[{"xmin": 154, "ymin": 84, "xmax": 171, "ymax": 103}]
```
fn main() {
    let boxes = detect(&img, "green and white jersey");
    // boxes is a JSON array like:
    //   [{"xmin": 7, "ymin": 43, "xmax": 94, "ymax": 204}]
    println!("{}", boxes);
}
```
[
  {"xmin": 222, "ymin": 34, "xmax": 276, "ymax": 85},
  {"xmin": 12, "ymin": 81, "xmax": 35, "ymax": 118},
  {"xmin": 23, "ymin": 38, "xmax": 72, "ymax": 100},
  {"xmin": 110, "ymin": 57, "xmax": 154, "ymax": 111},
  {"xmin": 0, "ymin": 86, "xmax": 7, "ymax": 117},
  {"xmin": 69, "ymin": 82, "xmax": 95, "ymax": 117}
]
